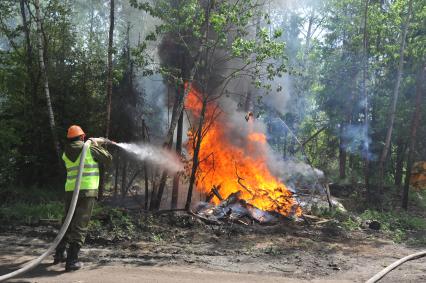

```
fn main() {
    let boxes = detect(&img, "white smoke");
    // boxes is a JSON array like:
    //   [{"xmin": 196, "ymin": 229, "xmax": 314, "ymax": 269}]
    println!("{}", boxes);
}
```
[
  {"xmin": 261, "ymin": 74, "xmax": 293, "ymax": 115},
  {"xmin": 116, "ymin": 143, "xmax": 183, "ymax": 173}
]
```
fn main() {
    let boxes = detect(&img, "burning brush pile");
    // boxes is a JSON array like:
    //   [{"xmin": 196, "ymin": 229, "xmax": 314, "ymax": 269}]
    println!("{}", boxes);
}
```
[{"xmin": 184, "ymin": 86, "xmax": 302, "ymax": 225}]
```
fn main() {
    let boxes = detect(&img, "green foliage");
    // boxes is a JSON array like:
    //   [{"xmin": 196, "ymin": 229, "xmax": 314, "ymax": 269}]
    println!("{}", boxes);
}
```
[
  {"xmin": 310, "ymin": 201, "xmax": 426, "ymax": 244},
  {"xmin": 0, "ymin": 0, "xmax": 425, "ymax": 213},
  {"xmin": 411, "ymin": 190, "xmax": 426, "ymax": 209},
  {"xmin": 0, "ymin": 186, "xmax": 63, "ymax": 205},
  {"xmin": 0, "ymin": 186, "xmax": 61, "ymax": 225},
  {"xmin": 266, "ymin": 0, "xmax": 426, "ymax": 194},
  {"xmin": 359, "ymin": 209, "xmax": 426, "ymax": 243},
  {"xmin": 88, "ymin": 206, "xmax": 136, "ymax": 242},
  {"xmin": 133, "ymin": 0, "xmax": 287, "ymax": 93},
  {"xmin": 0, "ymin": 201, "xmax": 63, "ymax": 225}
]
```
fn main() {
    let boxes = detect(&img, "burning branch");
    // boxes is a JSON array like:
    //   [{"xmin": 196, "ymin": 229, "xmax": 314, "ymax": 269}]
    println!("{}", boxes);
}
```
[
  {"xmin": 206, "ymin": 185, "xmax": 224, "ymax": 202},
  {"xmin": 234, "ymin": 163, "xmax": 254, "ymax": 196},
  {"xmin": 201, "ymin": 104, "xmax": 222, "ymax": 138},
  {"xmin": 199, "ymin": 152, "xmax": 215, "ymax": 184}
]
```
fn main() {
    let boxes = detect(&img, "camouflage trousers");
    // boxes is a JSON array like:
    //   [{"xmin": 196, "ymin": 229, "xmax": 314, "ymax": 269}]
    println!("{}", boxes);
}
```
[{"xmin": 58, "ymin": 192, "xmax": 96, "ymax": 249}]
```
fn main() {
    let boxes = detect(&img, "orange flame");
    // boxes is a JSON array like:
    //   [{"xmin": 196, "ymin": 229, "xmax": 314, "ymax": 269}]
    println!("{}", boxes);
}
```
[{"xmin": 184, "ymin": 85, "xmax": 301, "ymax": 217}]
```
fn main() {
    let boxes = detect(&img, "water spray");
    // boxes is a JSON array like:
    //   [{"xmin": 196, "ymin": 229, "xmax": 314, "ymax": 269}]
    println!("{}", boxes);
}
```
[
  {"xmin": 90, "ymin": 138, "xmax": 184, "ymax": 172},
  {"xmin": 115, "ymin": 142, "xmax": 183, "ymax": 173}
]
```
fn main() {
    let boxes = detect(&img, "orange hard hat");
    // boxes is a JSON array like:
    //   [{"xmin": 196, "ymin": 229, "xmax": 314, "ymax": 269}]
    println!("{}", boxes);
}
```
[{"xmin": 67, "ymin": 125, "xmax": 85, "ymax": 139}]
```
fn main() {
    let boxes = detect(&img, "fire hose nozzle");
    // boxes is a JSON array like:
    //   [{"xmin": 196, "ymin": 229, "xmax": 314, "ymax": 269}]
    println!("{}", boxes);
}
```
[{"xmin": 89, "ymin": 137, "xmax": 117, "ymax": 146}]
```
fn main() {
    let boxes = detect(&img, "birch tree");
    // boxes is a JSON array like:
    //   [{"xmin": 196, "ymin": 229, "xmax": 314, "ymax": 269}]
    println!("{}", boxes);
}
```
[{"xmin": 34, "ymin": 0, "xmax": 61, "ymax": 160}]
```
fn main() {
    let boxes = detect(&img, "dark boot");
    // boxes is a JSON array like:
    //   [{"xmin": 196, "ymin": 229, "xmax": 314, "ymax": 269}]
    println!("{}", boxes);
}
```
[
  {"xmin": 65, "ymin": 243, "xmax": 83, "ymax": 271},
  {"xmin": 53, "ymin": 243, "xmax": 67, "ymax": 264}
]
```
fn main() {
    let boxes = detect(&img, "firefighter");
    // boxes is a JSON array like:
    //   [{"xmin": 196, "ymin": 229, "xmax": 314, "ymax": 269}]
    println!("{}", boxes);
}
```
[{"xmin": 54, "ymin": 125, "xmax": 112, "ymax": 271}]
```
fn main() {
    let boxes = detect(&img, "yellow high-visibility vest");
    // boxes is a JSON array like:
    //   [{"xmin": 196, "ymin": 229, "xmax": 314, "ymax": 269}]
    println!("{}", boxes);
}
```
[{"xmin": 62, "ymin": 146, "xmax": 99, "ymax": 191}]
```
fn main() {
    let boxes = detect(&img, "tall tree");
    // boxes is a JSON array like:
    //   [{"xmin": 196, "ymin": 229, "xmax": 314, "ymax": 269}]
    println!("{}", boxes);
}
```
[
  {"xmin": 402, "ymin": 63, "xmax": 425, "ymax": 210},
  {"xmin": 105, "ymin": 0, "xmax": 115, "ymax": 138},
  {"xmin": 99, "ymin": 0, "xmax": 115, "ymax": 200},
  {"xmin": 362, "ymin": 0, "xmax": 370, "ymax": 191},
  {"xmin": 171, "ymin": 110, "xmax": 183, "ymax": 209},
  {"xmin": 34, "ymin": 0, "xmax": 61, "ymax": 160},
  {"xmin": 378, "ymin": 0, "xmax": 413, "ymax": 193}
]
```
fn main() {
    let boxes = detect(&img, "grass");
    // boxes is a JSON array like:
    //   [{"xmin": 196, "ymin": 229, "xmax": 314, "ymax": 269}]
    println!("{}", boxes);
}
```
[
  {"xmin": 87, "ymin": 206, "xmax": 137, "ymax": 242},
  {"xmin": 0, "ymin": 201, "xmax": 64, "ymax": 225},
  {"xmin": 0, "ymin": 185, "xmax": 63, "ymax": 205},
  {"xmin": 411, "ymin": 190, "xmax": 426, "ymax": 209},
  {"xmin": 0, "ymin": 186, "xmax": 64, "ymax": 225},
  {"xmin": 0, "ymin": 196, "xmax": 138, "ymax": 243},
  {"xmin": 358, "ymin": 209, "xmax": 426, "ymax": 243},
  {"xmin": 316, "ymin": 207, "xmax": 426, "ymax": 244}
]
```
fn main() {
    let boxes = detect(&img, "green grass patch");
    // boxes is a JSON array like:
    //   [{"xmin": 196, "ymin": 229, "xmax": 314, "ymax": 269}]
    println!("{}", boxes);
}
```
[
  {"xmin": 410, "ymin": 190, "xmax": 426, "ymax": 209},
  {"xmin": 310, "ymin": 202, "xmax": 426, "ymax": 244},
  {"xmin": 0, "ymin": 186, "xmax": 64, "ymax": 225},
  {"xmin": 0, "ymin": 201, "xmax": 64, "ymax": 225},
  {"xmin": 0, "ymin": 186, "xmax": 63, "ymax": 205},
  {"xmin": 358, "ymin": 209, "xmax": 426, "ymax": 243},
  {"xmin": 88, "ymin": 206, "xmax": 137, "ymax": 242},
  {"xmin": 0, "ymin": 186, "xmax": 140, "ymax": 244}
]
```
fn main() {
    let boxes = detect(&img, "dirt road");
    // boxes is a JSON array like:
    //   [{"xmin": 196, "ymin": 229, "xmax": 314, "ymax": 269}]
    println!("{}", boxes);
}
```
[
  {"xmin": 1, "ymin": 263, "xmax": 354, "ymax": 283},
  {"xmin": 1, "ymin": 225, "xmax": 425, "ymax": 283}
]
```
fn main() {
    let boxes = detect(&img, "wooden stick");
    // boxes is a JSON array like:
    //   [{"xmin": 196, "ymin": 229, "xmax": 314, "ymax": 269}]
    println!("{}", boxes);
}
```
[
  {"xmin": 366, "ymin": 250, "xmax": 426, "ymax": 283},
  {"xmin": 212, "ymin": 185, "xmax": 224, "ymax": 201}
]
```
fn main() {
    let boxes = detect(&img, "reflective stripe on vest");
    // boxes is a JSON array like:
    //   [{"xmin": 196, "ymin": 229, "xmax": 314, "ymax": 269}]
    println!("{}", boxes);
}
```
[{"xmin": 62, "ymin": 146, "xmax": 100, "ymax": 191}]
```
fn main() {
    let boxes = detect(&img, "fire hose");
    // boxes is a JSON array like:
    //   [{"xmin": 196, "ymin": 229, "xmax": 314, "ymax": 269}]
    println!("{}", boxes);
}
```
[
  {"xmin": 366, "ymin": 250, "xmax": 426, "ymax": 283},
  {"xmin": 0, "ymin": 140, "xmax": 93, "ymax": 282}
]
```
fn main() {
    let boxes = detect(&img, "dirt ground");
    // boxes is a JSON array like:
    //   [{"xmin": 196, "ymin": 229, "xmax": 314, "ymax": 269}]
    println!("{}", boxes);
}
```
[{"xmin": 1, "ymin": 218, "xmax": 425, "ymax": 283}]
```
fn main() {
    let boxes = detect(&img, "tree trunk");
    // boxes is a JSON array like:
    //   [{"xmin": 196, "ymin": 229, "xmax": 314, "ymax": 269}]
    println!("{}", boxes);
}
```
[
  {"xmin": 151, "ymin": 64, "xmax": 199, "ymax": 211},
  {"xmin": 303, "ymin": 14, "xmax": 314, "ymax": 66},
  {"xmin": 144, "ymin": 164, "xmax": 149, "ymax": 210},
  {"xmin": 171, "ymin": 110, "xmax": 184, "ymax": 209},
  {"xmin": 20, "ymin": 0, "xmax": 37, "ymax": 103},
  {"xmin": 164, "ymin": 75, "xmax": 196, "ymax": 148},
  {"xmin": 362, "ymin": 0, "xmax": 370, "ymax": 192},
  {"xmin": 105, "ymin": 0, "xmax": 115, "ymax": 138},
  {"xmin": 378, "ymin": 0, "xmax": 413, "ymax": 192},
  {"xmin": 141, "ymin": 119, "xmax": 150, "ymax": 210},
  {"xmin": 149, "ymin": 174, "xmax": 158, "ymax": 210},
  {"xmin": 154, "ymin": 1, "xmax": 214, "ymax": 210},
  {"xmin": 99, "ymin": 0, "xmax": 115, "ymax": 200},
  {"xmin": 394, "ymin": 138, "xmax": 405, "ymax": 186},
  {"xmin": 121, "ymin": 156, "xmax": 127, "ymax": 197},
  {"xmin": 402, "ymin": 63, "xmax": 425, "ymax": 210},
  {"xmin": 34, "ymin": 0, "xmax": 61, "ymax": 160},
  {"xmin": 114, "ymin": 153, "xmax": 120, "ymax": 197},
  {"xmin": 349, "ymin": 154, "xmax": 357, "ymax": 186},
  {"xmin": 339, "ymin": 126, "xmax": 346, "ymax": 179},
  {"xmin": 185, "ymin": 98, "xmax": 207, "ymax": 211}
]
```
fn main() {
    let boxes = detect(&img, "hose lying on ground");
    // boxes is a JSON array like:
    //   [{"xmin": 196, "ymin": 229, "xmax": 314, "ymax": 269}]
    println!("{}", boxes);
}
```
[
  {"xmin": 366, "ymin": 250, "xmax": 426, "ymax": 283},
  {"xmin": 0, "ymin": 140, "xmax": 92, "ymax": 282}
]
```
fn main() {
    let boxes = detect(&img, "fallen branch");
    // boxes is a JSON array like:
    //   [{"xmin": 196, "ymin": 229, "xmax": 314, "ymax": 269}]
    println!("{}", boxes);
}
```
[
  {"xmin": 188, "ymin": 210, "xmax": 221, "ymax": 225},
  {"xmin": 212, "ymin": 185, "xmax": 223, "ymax": 201},
  {"xmin": 365, "ymin": 250, "xmax": 426, "ymax": 283},
  {"xmin": 153, "ymin": 208, "xmax": 187, "ymax": 215}
]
